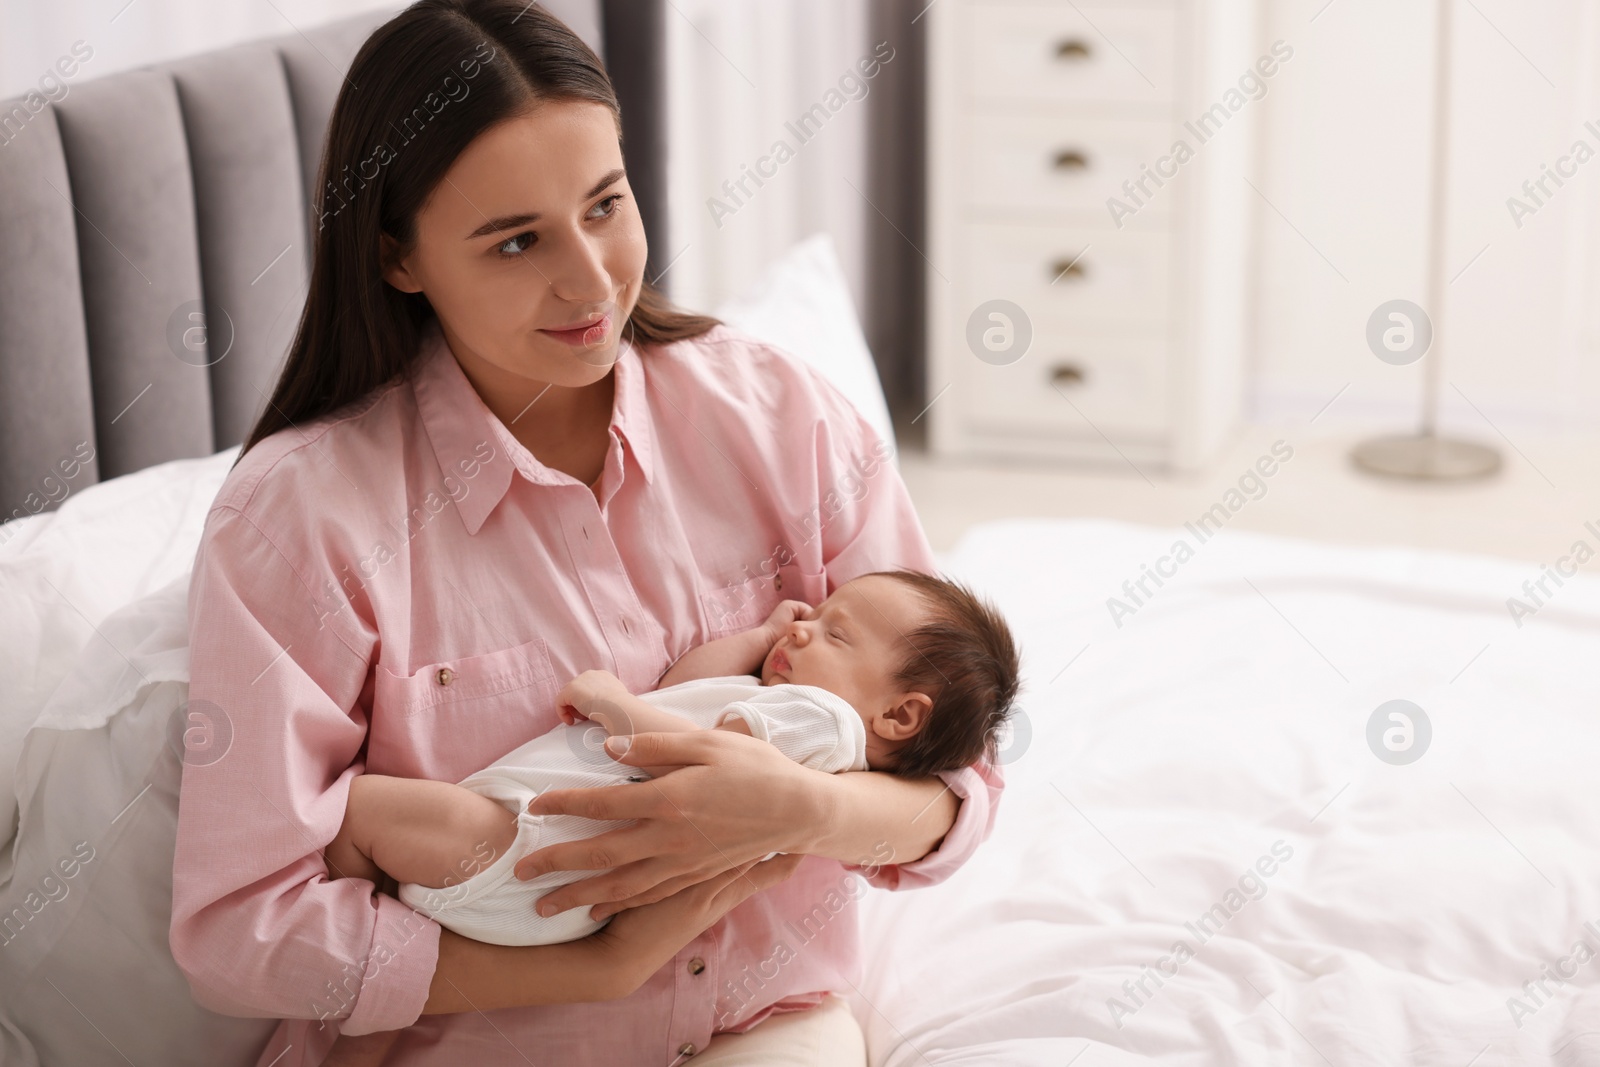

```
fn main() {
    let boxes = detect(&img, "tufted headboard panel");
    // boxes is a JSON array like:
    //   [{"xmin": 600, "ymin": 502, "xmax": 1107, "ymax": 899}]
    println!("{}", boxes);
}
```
[{"xmin": 0, "ymin": 0, "xmax": 666, "ymax": 520}]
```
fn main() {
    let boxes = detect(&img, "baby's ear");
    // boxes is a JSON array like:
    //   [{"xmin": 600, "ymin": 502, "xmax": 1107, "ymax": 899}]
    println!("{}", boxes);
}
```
[{"xmin": 889, "ymin": 690, "xmax": 934, "ymax": 736}]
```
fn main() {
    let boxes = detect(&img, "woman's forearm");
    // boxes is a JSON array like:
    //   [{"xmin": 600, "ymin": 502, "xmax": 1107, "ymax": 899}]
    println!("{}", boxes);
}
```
[
  {"xmin": 421, "ymin": 928, "xmax": 621, "ymax": 1014},
  {"xmin": 658, "ymin": 628, "xmax": 770, "ymax": 688},
  {"xmin": 801, "ymin": 770, "xmax": 959, "ymax": 868}
]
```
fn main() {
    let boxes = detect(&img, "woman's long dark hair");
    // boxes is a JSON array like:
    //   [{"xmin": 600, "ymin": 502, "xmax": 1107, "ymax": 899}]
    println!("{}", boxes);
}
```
[{"xmin": 239, "ymin": 0, "xmax": 718, "ymax": 459}]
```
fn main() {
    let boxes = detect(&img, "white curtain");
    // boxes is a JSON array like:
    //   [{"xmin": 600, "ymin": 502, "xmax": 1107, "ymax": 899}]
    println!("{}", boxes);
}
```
[{"xmin": 662, "ymin": 0, "xmax": 873, "ymax": 327}]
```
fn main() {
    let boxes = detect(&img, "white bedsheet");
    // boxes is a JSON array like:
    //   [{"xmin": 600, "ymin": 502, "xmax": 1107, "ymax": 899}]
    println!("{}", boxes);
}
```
[{"xmin": 848, "ymin": 518, "xmax": 1600, "ymax": 1066}]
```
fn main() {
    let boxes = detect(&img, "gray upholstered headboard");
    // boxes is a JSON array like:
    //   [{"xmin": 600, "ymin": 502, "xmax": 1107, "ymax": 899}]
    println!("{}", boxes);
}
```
[{"xmin": 0, "ymin": 0, "xmax": 666, "ymax": 521}]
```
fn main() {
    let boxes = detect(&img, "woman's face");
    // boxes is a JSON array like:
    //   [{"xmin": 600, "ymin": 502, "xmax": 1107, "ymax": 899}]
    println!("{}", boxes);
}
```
[{"xmin": 381, "ymin": 100, "xmax": 647, "ymax": 391}]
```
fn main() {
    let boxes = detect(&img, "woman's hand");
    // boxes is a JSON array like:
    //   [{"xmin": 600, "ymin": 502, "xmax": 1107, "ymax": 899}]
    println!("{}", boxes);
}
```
[
  {"xmin": 513, "ymin": 730, "xmax": 830, "ymax": 921},
  {"xmin": 421, "ymin": 851, "xmax": 806, "ymax": 1015},
  {"xmin": 591, "ymin": 852, "xmax": 805, "ymax": 998}
]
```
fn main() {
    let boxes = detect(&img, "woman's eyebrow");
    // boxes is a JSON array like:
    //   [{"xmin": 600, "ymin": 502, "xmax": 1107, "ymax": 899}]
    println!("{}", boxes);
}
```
[{"xmin": 464, "ymin": 168, "xmax": 626, "ymax": 239}]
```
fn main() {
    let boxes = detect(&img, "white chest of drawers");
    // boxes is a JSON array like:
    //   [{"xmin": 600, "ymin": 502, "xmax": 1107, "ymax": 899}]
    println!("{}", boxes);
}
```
[{"xmin": 925, "ymin": 0, "xmax": 1261, "ymax": 471}]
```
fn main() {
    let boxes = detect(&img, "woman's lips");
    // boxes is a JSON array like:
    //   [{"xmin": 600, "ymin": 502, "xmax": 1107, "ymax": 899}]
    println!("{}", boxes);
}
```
[{"xmin": 540, "ymin": 312, "xmax": 612, "ymax": 347}]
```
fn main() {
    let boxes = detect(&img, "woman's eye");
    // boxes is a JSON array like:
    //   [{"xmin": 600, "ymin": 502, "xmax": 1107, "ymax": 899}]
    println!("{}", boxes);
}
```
[
  {"xmin": 496, "ymin": 231, "xmax": 534, "ymax": 256},
  {"xmin": 588, "ymin": 194, "xmax": 623, "ymax": 220}
]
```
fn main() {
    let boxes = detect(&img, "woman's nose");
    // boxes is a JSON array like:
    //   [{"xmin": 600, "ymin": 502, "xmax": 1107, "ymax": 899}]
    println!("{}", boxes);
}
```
[{"xmin": 548, "ymin": 231, "xmax": 612, "ymax": 304}]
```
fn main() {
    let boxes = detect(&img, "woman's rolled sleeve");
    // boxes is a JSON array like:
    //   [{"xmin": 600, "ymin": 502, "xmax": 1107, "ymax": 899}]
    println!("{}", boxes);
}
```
[{"xmin": 168, "ymin": 506, "xmax": 440, "ymax": 1036}]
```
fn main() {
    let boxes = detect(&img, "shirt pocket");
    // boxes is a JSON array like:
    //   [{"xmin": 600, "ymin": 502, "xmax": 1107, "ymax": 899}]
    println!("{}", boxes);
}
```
[
  {"xmin": 368, "ymin": 636, "xmax": 561, "ymax": 778},
  {"xmin": 700, "ymin": 560, "xmax": 829, "ymax": 640},
  {"xmin": 377, "ymin": 635, "xmax": 560, "ymax": 714}
]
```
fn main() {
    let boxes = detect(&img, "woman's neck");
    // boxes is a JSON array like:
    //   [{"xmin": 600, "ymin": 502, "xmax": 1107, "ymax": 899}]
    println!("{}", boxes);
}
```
[{"xmin": 443, "ymin": 329, "xmax": 616, "ymax": 484}]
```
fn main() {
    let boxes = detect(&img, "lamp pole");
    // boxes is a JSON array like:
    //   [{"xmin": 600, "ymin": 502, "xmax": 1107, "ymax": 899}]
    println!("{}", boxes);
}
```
[{"xmin": 1350, "ymin": 0, "xmax": 1500, "ymax": 480}]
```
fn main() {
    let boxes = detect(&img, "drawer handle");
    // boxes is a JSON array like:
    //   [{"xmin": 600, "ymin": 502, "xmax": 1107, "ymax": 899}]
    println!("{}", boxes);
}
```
[
  {"xmin": 1052, "ymin": 149, "xmax": 1090, "ymax": 171},
  {"xmin": 1050, "ymin": 363, "xmax": 1088, "ymax": 387},
  {"xmin": 1055, "ymin": 38, "xmax": 1092, "ymax": 61},
  {"xmin": 1049, "ymin": 256, "xmax": 1089, "ymax": 282}
]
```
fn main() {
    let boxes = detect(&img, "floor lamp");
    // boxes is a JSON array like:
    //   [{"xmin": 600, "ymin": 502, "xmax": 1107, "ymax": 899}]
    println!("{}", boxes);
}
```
[{"xmin": 1351, "ymin": 0, "xmax": 1501, "ymax": 480}]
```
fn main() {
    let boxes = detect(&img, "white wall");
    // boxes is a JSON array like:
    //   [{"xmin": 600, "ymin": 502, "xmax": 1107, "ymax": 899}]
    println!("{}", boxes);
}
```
[
  {"xmin": 0, "ymin": 0, "xmax": 399, "ymax": 101},
  {"xmin": 1250, "ymin": 0, "xmax": 1600, "ymax": 433}
]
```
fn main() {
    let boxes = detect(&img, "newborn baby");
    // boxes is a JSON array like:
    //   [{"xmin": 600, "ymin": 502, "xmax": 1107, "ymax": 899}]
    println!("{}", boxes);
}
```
[{"xmin": 323, "ymin": 565, "xmax": 1019, "ymax": 945}]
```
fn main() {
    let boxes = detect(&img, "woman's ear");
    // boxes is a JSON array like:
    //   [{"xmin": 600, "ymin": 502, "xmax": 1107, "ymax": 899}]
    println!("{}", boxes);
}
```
[{"xmin": 380, "ymin": 232, "xmax": 422, "ymax": 293}]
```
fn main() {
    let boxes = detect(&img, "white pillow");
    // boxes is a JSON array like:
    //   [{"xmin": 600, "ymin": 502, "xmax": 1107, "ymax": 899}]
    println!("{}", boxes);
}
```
[
  {"xmin": 0, "ymin": 573, "xmax": 275, "ymax": 1067},
  {"xmin": 0, "ymin": 447, "xmax": 239, "ymax": 852},
  {"xmin": 713, "ymin": 232, "xmax": 899, "ymax": 465}
]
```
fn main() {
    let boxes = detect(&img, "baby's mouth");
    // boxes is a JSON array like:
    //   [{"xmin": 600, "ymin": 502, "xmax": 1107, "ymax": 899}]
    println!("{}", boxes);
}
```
[{"xmin": 771, "ymin": 648, "xmax": 791, "ymax": 674}]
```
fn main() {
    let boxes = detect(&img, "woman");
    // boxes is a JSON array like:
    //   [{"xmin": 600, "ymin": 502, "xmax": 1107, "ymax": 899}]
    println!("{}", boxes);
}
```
[{"xmin": 168, "ymin": 2, "xmax": 1004, "ymax": 1064}]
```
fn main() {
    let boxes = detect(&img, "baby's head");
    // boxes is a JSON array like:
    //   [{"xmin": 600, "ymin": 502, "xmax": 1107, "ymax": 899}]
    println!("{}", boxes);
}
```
[{"xmin": 757, "ymin": 569, "xmax": 1020, "ymax": 776}]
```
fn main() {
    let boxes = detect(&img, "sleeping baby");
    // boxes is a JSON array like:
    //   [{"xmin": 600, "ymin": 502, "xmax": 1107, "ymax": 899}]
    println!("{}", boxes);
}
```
[{"xmin": 319, "ymin": 567, "xmax": 1019, "ymax": 1062}]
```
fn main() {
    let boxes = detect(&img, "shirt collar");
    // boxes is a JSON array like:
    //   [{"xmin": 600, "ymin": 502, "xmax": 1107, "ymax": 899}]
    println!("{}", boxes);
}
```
[{"xmin": 411, "ymin": 318, "xmax": 655, "ymax": 536}]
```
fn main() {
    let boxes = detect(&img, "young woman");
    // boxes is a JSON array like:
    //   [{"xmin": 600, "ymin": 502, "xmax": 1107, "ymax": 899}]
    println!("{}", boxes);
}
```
[{"xmin": 167, "ymin": 3, "xmax": 1004, "ymax": 1063}]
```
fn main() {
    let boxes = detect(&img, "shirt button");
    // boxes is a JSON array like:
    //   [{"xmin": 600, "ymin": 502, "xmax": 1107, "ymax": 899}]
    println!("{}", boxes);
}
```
[
  {"xmin": 436, "ymin": 668, "xmax": 454, "ymax": 687},
  {"xmin": 687, "ymin": 957, "xmax": 705, "ymax": 975},
  {"xmin": 678, "ymin": 1043, "xmax": 697, "ymax": 1057},
  {"xmin": 774, "ymin": 573, "xmax": 783, "ymax": 591}
]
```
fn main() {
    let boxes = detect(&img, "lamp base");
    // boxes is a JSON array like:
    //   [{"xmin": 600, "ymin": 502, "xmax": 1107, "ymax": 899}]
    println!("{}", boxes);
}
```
[{"xmin": 1350, "ymin": 433, "xmax": 1501, "ymax": 481}]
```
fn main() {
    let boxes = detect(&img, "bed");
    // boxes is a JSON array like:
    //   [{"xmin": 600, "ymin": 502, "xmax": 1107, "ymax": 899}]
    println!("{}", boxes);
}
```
[
  {"xmin": 8, "ymin": 445, "xmax": 1600, "ymax": 1067},
  {"xmin": 5, "ymin": 6, "xmax": 1599, "ymax": 1067}
]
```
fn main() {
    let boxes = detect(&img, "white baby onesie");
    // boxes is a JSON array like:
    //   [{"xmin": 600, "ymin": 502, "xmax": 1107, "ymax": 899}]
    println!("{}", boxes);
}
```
[{"xmin": 395, "ymin": 675, "xmax": 868, "ymax": 946}]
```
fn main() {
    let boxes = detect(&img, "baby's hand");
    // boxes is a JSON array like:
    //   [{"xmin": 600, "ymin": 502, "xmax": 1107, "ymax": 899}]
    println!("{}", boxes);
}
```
[
  {"xmin": 760, "ymin": 599, "xmax": 814, "ymax": 644},
  {"xmin": 558, "ymin": 669, "xmax": 628, "ymax": 722}
]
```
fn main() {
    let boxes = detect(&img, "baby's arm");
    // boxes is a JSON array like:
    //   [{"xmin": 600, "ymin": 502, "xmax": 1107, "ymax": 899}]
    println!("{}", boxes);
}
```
[
  {"xmin": 560, "ymin": 670, "xmax": 752, "ymax": 779},
  {"xmin": 657, "ymin": 599, "xmax": 813, "ymax": 688}
]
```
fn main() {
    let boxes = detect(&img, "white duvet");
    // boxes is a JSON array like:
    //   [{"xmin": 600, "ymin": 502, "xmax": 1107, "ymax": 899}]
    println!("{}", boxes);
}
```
[
  {"xmin": 848, "ymin": 518, "xmax": 1600, "ymax": 1067},
  {"xmin": 5, "ymin": 452, "xmax": 1600, "ymax": 1066}
]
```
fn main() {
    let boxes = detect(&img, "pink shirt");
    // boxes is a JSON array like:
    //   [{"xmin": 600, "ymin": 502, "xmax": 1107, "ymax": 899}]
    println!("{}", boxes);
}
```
[{"xmin": 170, "ymin": 318, "xmax": 1005, "ymax": 1065}]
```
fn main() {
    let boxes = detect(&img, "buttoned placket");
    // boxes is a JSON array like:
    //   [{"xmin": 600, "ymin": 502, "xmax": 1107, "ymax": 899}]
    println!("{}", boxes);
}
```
[
  {"xmin": 557, "ymin": 441, "xmax": 661, "ymax": 689},
  {"xmin": 667, "ymin": 931, "xmax": 718, "ymax": 1061}
]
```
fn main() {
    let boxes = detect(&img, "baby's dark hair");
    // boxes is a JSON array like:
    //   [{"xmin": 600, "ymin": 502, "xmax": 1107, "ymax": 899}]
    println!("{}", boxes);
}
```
[{"xmin": 863, "ymin": 569, "xmax": 1021, "ymax": 778}]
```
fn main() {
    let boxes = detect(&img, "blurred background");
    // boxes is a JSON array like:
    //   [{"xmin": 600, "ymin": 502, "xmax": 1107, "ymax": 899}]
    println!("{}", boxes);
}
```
[{"xmin": 5, "ymin": 0, "xmax": 1598, "ymax": 564}]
